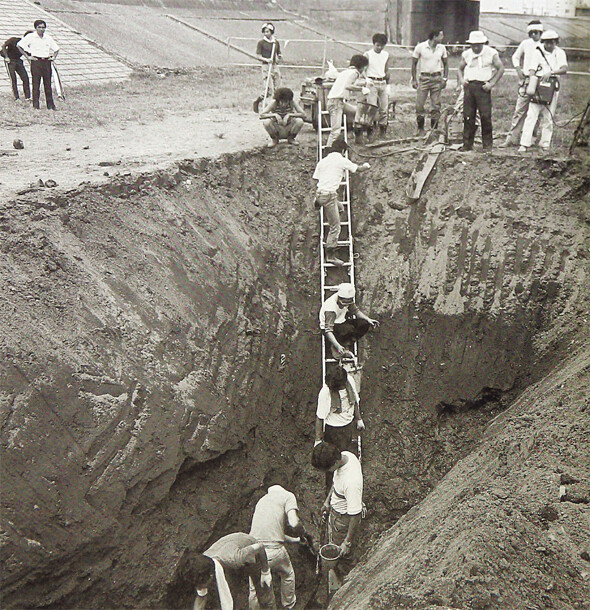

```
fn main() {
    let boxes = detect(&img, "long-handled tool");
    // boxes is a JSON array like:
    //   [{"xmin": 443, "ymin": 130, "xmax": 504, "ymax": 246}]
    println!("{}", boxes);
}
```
[
  {"xmin": 261, "ymin": 40, "xmax": 277, "ymax": 111},
  {"xmin": 51, "ymin": 62, "xmax": 65, "ymax": 101}
]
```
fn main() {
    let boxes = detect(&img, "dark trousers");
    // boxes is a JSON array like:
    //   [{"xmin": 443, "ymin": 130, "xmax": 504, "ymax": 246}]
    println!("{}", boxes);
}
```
[
  {"xmin": 7, "ymin": 60, "xmax": 30, "ymax": 99},
  {"xmin": 333, "ymin": 318, "xmax": 370, "ymax": 346},
  {"xmin": 31, "ymin": 58, "xmax": 55, "ymax": 109},
  {"xmin": 463, "ymin": 81, "xmax": 493, "ymax": 150},
  {"xmin": 324, "ymin": 421, "xmax": 356, "ymax": 490}
]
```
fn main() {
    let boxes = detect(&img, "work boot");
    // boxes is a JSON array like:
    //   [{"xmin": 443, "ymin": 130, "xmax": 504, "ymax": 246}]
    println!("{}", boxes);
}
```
[
  {"xmin": 430, "ymin": 118, "xmax": 439, "ymax": 130},
  {"xmin": 287, "ymin": 138, "xmax": 299, "ymax": 146},
  {"xmin": 353, "ymin": 127, "xmax": 364, "ymax": 145},
  {"xmin": 325, "ymin": 255, "xmax": 345, "ymax": 267},
  {"xmin": 379, "ymin": 124, "xmax": 388, "ymax": 137},
  {"xmin": 416, "ymin": 116, "xmax": 426, "ymax": 137},
  {"xmin": 267, "ymin": 139, "xmax": 279, "ymax": 148}
]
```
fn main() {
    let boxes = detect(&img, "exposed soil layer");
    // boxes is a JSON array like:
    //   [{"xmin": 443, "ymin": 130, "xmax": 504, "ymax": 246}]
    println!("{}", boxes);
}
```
[{"xmin": 1, "ymin": 143, "xmax": 588, "ymax": 609}]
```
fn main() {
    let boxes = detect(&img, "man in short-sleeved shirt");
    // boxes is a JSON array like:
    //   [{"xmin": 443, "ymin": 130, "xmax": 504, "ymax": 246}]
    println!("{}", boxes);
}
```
[
  {"xmin": 312, "ymin": 443, "xmax": 363, "ymax": 563},
  {"xmin": 313, "ymin": 139, "xmax": 370, "ymax": 266},
  {"xmin": 195, "ymin": 532, "xmax": 273, "ymax": 609},
  {"xmin": 411, "ymin": 28, "xmax": 449, "ymax": 134},
  {"xmin": 256, "ymin": 22, "xmax": 281, "ymax": 98},
  {"xmin": 519, "ymin": 30, "xmax": 568, "ymax": 152},
  {"xmin": 501, "ymin": 20, "xmax": 543, "ymax": 147},
  {"xmin": 18, "ymin": 20, "xmax": 59, "ymax": 110},
  {"xmin": 2, "ymin": 35, "xmax": 31, "ymax": 101},
  {"xmin": 249, "ymin": 473, "xmax": 308, "ymax": 609},
  {"xmin": 318, "ymin": 282, "xmax": 378, "ymax": 359},
  {"xmin": 457, "ymin": 31, "xmax": 504, "ymax": 151}
]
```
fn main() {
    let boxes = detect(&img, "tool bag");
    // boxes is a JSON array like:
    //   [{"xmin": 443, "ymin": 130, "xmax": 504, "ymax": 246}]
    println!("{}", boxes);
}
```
[
  {"xmin": 531, "ymin": 76, "xmax": 559, "ymax": 105},
  {"xmin": 531, "ymin": 46, "xmax": 560, "ymax": 106}
]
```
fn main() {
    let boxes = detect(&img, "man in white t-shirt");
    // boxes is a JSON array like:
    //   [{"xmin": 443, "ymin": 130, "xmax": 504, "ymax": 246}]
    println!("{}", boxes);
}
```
[
  {"xmin": 326, "ymin": 54, "xmax": 369, "ymax": 146},
  {"xmin": 315, "ymin": 363, "xmax": 364, "ymax": 489},
  {"xmin": 312, "ymin": 442, "xmax": 363, "ymax": 574},
  {"xmin": 519, "ymin": 30, "xmax": 568, "ymax": 152},
  {"xmin": 249, "ymin": 471, "xmax": 310, "ymax": 609},
  {"xmin": 319, "ymin": 282, "xmax": 379, "ymax": 359},
  {"xmin": 411, "ymin": 28, "xmax": 449, "ymax": 135},
  {"xmin": 363, "ymin": 33, "xmax": 392, "ymax": 137},
  {"xmin": 457, "ymin": 31, "xmax": 504, "ymax": 151},
  {"xmin": 313, "ymin": 139, "xmax": 370, "ymax": 266},
  {"xmin": 500, "ymin": 20, "xmax": 543, "ymax": 147}
]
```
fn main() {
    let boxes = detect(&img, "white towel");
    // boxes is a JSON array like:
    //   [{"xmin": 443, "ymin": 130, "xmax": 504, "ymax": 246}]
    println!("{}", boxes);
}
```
[{"xmin": 211, "ymin": 557, "xmax": 233, "ymax": 610}]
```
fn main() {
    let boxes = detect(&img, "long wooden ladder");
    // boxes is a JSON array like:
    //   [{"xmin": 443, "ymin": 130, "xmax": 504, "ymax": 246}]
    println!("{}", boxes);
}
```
[{"xmin": 317, "ymin": 100, "xmax": 359, "ymax": 381}]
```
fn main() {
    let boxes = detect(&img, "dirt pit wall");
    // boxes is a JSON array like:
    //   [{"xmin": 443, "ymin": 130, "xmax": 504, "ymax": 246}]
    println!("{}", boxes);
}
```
[{"xmin": 1, "ymin": 145, "xmax": 588, "ymax": 609}]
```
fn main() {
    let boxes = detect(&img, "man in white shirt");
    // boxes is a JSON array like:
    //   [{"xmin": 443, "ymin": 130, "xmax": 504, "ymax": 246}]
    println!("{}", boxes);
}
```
[
  {"xmin": 363, "ymin": 33, "xmax": 392, "ymax": 137},
  {"xmin": 17, "ymin": 20, "xmax": 59, "ymax": 110},
  {"xmin": 313, "ymin": 139, "xmax": 370, "ymax": 266},
  {"xmin": 315, "ymin": 363, "xmax": 364, "ymax": 489},
  {"xmin": 319, "ymin": 282, "xmax": 379, "ymax": 359},
  {"xmin": 501, "ymin": 20, "xmax": 543, "ymax": 148},
  {"xmin": 412, "ymin": 28, "xmax": 449, "ymax": 136},
  {"xmin": 519, "ymin": 30, "xmax": 568, "ymax": 152},
  {"xmin": 249, "ymin": 471, "xmax": 309, "ymax": 609},
  {"xmin": 312, "ymin": 442, "xmax": 363, "ymax": 576},
  {"xmin": 457, "ymin": 31, "xmax": 504, "ymax": 151},
  {"xmin": 326, "ymin": 54, "xmax": 369, "ymax": 146}
]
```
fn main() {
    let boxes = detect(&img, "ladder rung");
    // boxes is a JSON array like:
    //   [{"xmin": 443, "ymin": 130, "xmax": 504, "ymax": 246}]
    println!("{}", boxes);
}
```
[
  {"xmin": 322, "ymin": 221, "xmax": 349, "ymax": 226},
  {"xmin": 337, "ymin": 240, "xmax": 352, "ymax": 246},
  {"xmin": 323, "ymin": 261, "xmax": 352, "ymax": 268},
  {"xmin": 324, "ymin": 285, "xmax": 340, "ymax": 291}
]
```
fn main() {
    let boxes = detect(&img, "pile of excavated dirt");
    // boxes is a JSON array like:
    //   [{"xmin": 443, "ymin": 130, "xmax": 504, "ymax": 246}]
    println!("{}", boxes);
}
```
[{"xmin": 1, "ymin": 140, "xmax": 589, "ymax": 609}]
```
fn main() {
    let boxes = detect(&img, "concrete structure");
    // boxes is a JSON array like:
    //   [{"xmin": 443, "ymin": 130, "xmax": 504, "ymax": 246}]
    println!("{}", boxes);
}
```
[
  {"xmin": 480, "ymin": 0, "xmax": 577, "ymax": 17},
  {"xmin": 0, "ymin": 0, "xmax": 131, "ymax": 93},
  {"xmin": 386, "ymin": 0, "xmax": 480, "ymax": 45}
]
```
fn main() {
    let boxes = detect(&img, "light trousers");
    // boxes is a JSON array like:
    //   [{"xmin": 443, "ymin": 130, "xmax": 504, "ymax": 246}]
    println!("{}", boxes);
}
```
[{"xmin": 520, "ymin": 92, "xmax": 559, "ymax": 149}]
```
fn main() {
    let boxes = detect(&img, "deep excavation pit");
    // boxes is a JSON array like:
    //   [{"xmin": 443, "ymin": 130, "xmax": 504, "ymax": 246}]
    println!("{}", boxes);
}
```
[{"xmin": 1, "ymin": 144, "xmax": 588, "ymax": 609}]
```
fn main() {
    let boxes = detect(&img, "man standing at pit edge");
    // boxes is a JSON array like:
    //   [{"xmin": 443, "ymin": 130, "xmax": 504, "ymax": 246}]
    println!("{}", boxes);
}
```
[
  {"xmin": 457, "ymin": 31, "xmax": 504, "ymax": 152},
  {"xmin": 519, "ymin": 30, "xmax": 568, "ymax": 153},
  {"xmin": 500, "ymin": 20, "xmax": 543, "ymax": 148},
  {"xmin": 18, "ymin": 20, "xmax": 59, "ymax": 110},
  {"xmin": 411, "ymin": 28, "xmax": 449, "ymax": 136}
]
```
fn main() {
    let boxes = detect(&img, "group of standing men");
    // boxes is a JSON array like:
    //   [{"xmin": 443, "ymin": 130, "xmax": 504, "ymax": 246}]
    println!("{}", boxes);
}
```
[
  {"xmin": 255, "ymin": 21, "xmax": 569, "ymax": 153},
  {"xmin": 2, "ymin": 20, "xmax": 60, "ymax": 110}
]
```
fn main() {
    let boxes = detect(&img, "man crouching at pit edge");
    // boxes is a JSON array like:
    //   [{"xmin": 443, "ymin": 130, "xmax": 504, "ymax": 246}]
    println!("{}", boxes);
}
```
[{"xmin": 259, "ymin": 87, "xmax": 307, "ymax": 148}]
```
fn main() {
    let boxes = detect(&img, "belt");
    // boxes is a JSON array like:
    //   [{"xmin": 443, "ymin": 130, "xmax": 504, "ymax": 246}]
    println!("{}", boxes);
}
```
[
  {"xmin": 369, "ymin": 76, "xmax": 386, "ymax": 81},
  {"xmin": 33, "ymin": 57, "xmax": 51, "ymax": 61},
  {"xmin": 421, "ymin": 72, "xmax": 441, "ymax": 76}
]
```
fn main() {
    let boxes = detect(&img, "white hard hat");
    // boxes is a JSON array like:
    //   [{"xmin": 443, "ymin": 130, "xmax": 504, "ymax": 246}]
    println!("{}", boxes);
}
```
[
  {"xmin": 466, "ymin": 31, "xmax": 488, "ymax": 44},
  {"xmin": 541, "ymin": 30, "xmax": 559, "ymax": 41},
  {"xmin": 337, "ymin": 283, "xmax": 355, "ymax": 299}
]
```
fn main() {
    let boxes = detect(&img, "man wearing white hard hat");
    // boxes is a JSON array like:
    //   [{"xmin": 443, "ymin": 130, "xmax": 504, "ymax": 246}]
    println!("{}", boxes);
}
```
[
  {"xmin": 519, "ymin": 30, "xmax": 568, "ymax": 153},
  {"xmin": 457, "ymin": 31, "xmax": 504, "ymax": 151},
  {"xmin": 319, "ymin": 283, "xmax": 379, "ymax": 359},
  {"xmin": 500, "ymin": 20, "xmax": 544, "ymax": 148}
]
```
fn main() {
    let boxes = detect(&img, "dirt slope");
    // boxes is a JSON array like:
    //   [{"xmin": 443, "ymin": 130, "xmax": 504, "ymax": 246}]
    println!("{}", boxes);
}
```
[{"xmin": 333, "ymin": 345, "xmax": 590, "ymax": 609}]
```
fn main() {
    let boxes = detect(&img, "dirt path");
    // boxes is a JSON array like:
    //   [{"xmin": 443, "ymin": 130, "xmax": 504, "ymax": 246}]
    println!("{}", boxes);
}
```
[{"xmin": 0, "ymin": 108, "xmax": 277, "ymax": 200}]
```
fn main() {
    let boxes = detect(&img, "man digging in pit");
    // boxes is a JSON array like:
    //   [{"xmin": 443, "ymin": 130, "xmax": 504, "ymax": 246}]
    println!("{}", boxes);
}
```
[
  {"xmin": 193, "ymin": 533, "xmax": 274, "ymax": 609},
  {"xmin": 312, "ymin": 441, "xmax": 364, "ymax": 589},
  {"xmin": 313, "ymin": 138, "xmax": 370, "ymax": 267},
  {"xmin": 319, "ymin": 282, "xmax": 379, "ymax": 360},
  {"xmin": 248, "ymin": 470, "xmax": 311, "ymax": 609}
]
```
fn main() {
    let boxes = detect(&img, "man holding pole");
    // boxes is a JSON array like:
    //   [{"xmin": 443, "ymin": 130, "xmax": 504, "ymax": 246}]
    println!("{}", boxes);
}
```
[{"xmin": 255, "ymin": 22, "xmax": 281, "ymax": 111}]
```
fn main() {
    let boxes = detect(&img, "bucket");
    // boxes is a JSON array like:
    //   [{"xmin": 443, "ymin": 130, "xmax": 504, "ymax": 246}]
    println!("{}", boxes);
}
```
[
  {"xmin": 319, "ymin": 543, "xmax": 341, "ymax": 568},
  {"xmin": 356, "ymin": 101, "xmax": 378, "ymax": 127}
]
